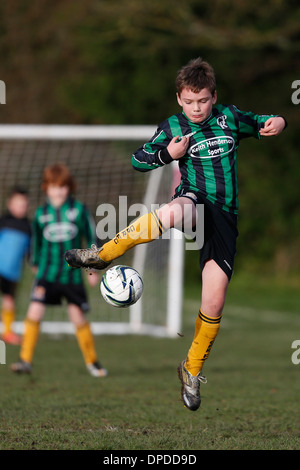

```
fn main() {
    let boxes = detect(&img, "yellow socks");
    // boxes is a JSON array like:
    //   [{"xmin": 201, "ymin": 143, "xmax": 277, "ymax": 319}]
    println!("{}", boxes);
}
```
[
  {"xmin": 2, "ymin": 308, "xmax": 15, "ymax": 334},
  {"xmin": 20, "ymin": 318, "xmax": 40, "ymax": 364},
  {"xmin": 100, "ymin": 210, "xmax": 164, "ymax": 263},
  {"xmin": 75, "ymin": 322, "xmax": 98, "ymax": 365},
  {"xmin": 185, "ymin": 310, "xmax": 222, "ymax": 376},
  {"xmin": 19, "ymin": 320, "xmax": 98, "ymax": 368}
]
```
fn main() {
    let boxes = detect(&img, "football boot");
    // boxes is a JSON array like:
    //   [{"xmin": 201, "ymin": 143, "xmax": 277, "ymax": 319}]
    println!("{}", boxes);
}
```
[
  {"xmin": 65, "ymin": 244, "xmax": 110, "ymax": 270},
  {"xmin": 10, "ymin": 360, "xmax": 32, "ymax": 374},
  {"xmin": 86, "ymin": 361, "xmax": 108, "ymax": 377},
  {"xmin": 177, "ymin": 360, "xmax": 207, "ymax": 411}
]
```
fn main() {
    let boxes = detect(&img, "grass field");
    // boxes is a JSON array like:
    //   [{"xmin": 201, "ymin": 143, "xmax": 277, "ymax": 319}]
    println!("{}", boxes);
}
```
[{"xmin": 0, "ymin": 270, "xmax": 300, "ymax": 452}]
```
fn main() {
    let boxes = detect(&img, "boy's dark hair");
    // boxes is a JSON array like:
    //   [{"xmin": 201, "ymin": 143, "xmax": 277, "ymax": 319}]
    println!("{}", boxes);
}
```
[
  {"xmin": 9, "ymin": 186, "xmax": 29, "ymax": 198},
  {"xmin": 176, "ymin": 57, "xmax": 216, "ymax": 96},
  {"xmin": 41, "ymin": 162, "xmax": 76, "ymax": 193}
]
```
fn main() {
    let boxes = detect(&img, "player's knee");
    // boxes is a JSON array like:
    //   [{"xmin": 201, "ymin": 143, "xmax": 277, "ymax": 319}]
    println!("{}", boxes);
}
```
[
  {"xmin": 158, "ymin": 198, "xmax": 196, "ymax": 231},
  {"xmin": 201, "ymin": 295, "xmax": 225, "ymax": 317},
  {"xmin": 27, "ymin": 302, "xmax": 45, "ymax": 322}
]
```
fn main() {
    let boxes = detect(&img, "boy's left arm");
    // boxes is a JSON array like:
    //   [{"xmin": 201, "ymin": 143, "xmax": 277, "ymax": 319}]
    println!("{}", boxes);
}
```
[
  {"xmin": 259, "ymin": 116, "xmax": 286, "ymax": 137},
  {"xmin": 82, "ymin": 205, "xmax": 97, "ymax": 248},
  {"xmin": 30, "ymin": 214, "xmax": 42, "ymax": 268}
]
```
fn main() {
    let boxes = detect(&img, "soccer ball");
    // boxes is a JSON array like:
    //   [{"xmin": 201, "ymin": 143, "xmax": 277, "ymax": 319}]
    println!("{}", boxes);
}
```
[{"xmin": 100, "ymin": 265, "xmax": 143, "ymax": 308}]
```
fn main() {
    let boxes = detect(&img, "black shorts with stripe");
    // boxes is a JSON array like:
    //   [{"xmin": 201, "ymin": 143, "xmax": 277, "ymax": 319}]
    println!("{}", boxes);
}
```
[
  {"xmin": 172, "ymin": 189, "xmax": 238, "ymax": 280},
  {"xmin": 31, "ymin": 279, "xmax": 90, "ymax": 312}
]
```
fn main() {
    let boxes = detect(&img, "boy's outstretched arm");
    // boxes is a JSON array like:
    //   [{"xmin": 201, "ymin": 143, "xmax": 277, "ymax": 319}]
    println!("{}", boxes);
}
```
[{"xmin": 259, "ymin": 116, "xmax": 286, "ymax": 136}]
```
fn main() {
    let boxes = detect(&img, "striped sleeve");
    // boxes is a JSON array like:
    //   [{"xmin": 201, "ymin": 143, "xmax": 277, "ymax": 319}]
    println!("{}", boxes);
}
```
[
  {"xmin": 132, "ymin": 126, "xmax": 173, "ymax": 172},
  {"xmin": 231, "ymin": 105, "xmax": 280, "ymax": 140},
  {"xmin": 30, "ymin": 208, "xmax": 43, "ymax": 266},
  {"xmin": 81, "ymin": 204, "xmax": 96, "ymax": 247}
]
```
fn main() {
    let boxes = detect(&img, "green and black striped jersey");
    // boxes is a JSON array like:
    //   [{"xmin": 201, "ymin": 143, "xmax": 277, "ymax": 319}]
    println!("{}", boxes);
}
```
[
  {"xmin": 132, "ymin": 104, "xmax": 280, "ymax": 214},
  {"xmin": 31, "ymin": 197, "xmax": 96, "ymax": 284}
]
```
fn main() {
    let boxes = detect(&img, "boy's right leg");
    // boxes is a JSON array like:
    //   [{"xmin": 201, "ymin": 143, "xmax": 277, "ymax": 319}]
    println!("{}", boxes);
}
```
[
  {"xmin": 64, "ymin": 210, "xmax": 163, "ymax": 270},
  {"xmin": 178, "ymin": 260, "xmax": 229, "ymax": 411},
  {"xmin": 65, "ymin": 197, "xmax": 196, "ymax": 270},
  {"xmin": 10, "ymin": 302, "xmax": 45, "ymax": 373}
]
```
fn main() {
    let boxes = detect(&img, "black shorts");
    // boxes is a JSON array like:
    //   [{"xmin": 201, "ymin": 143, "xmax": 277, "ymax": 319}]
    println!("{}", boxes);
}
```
[
  {"xmin": 0, "ymin": 274, "xmax": 17, "ymax": 297},
  {"xmin": 172, "ymin": 189, "xmax": 238, "ymax": 280},
  {"xmin": 31, "ymin": 279, "xmax": 90, "ymax": 312}
]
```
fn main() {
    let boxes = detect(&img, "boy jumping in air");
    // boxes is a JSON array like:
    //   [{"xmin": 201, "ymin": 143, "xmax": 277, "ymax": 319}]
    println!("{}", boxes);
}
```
[
  {"xmin": 11, "ymin": 163, "xmax": 107, "ymax": 377},
  {"xmin": 65, "ymin": 58, "xmax": 286, "ymax": 410}
]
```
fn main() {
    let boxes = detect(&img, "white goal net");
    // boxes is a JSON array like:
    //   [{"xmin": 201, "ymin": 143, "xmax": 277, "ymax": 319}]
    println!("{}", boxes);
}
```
[{"xmin": 0, "ymin": 125, "xmax": 184, "ymax": 338}]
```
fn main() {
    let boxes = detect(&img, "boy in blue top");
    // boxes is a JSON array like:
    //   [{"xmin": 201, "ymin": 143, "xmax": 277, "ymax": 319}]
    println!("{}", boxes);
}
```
[{"xmin": 0, "ymin": 187, "xmax": 31, "ymax": 345}]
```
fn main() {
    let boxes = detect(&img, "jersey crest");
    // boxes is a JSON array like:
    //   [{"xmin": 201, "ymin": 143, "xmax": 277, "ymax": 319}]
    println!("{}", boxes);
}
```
[{"xmin": 216, "ymin": 115, "xmax": 228, "ymax": 129}]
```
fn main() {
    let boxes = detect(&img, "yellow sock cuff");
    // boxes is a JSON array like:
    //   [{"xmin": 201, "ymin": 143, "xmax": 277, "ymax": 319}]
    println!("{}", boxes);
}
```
[
  {"xmin": 198, "ymin": 310, "xmax": 222, "ymax": 325},
  {"xmin": 151, "ymin": 209, "xmax": 165, "ymax": 236}
]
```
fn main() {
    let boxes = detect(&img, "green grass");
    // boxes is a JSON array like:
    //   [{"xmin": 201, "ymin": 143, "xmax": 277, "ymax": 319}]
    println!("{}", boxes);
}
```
[{"xmin": 1, "ymin": 270, "xmax": 300, "ymax": 451}]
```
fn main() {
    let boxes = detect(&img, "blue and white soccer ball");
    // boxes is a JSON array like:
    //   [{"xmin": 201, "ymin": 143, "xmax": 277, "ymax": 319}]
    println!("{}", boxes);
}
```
[{"xmin": 100, "ymin": 265, "xmax": 143, "ymax": 308}]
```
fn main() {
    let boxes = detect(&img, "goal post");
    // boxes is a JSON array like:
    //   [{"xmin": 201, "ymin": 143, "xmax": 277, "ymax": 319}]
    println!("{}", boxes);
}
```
[
  {"xmin": 129, "ymin": 165, "xmax": 184, "ymax": 337},
  {"xmin": 0, "ymin": 125, "xmax": 185, "ymax": 338}
]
